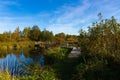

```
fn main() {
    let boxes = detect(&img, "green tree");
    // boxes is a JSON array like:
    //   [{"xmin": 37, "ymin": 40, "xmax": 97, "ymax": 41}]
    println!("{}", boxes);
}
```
[
  {"xmin": 75, "ymin": 14, "xmax": 120, "ymax": 80},
  {"xmin": 0, "ymin": 34, "xmax": 8, "ymax": 41},
  {"xmin": 55, "ymin": 32, "xmax": 66, "ymax": 42},
  {"xmin": 15, "ymin": 26, "xmax": 20, "ymax": 33},
  {"xmin": 79, "ymin": 14, "xmax": 120, "ymax": 56},
  {"xmin": 41, "ymin": 29, "xmax": 54, "ymax": 41},
  {"xmin": 23, "ymin": 27, "xmax": 31, "ymax": 38},
  {"xmin": 29, "ymin": 25, "xmax": 41, "ymax": 41},
  {"xmin": 3, "ymin": 31, "xmax": 12, "ymax": 41},
  {"xmin": 11, "ymin": 32, "xmax": 20, "ymax": 41},
  {"xmin": 66, "ymin": 34, "xmax": 78, "ymax": 42}
]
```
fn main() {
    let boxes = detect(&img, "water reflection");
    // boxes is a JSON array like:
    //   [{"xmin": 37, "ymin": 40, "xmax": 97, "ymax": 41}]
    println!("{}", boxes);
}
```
[
  {"xmin": 40, "ymin": 54, "xmax": 44, "ymax": 66},
  {"xmin": 0, "ymin": 51, "xmax": 44, "ymax": 75}
]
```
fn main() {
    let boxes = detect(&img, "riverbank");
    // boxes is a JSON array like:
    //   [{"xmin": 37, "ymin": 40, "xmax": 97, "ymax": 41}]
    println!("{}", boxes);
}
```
[{"xmin": 0, "ymin": 41, "xmax": 34, "ymax": 57}]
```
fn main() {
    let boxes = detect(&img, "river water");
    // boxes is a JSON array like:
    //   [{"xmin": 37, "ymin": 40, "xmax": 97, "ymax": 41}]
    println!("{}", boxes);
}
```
[{"xmin": 0, "ymin": 51, "xmax": 44, "ymax": 75}]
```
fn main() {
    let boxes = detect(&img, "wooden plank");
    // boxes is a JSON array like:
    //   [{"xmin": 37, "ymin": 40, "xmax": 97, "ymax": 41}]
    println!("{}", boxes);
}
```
[{"xmin": 68, "ymin": 47, "xmax": 81, "ymax": 58}]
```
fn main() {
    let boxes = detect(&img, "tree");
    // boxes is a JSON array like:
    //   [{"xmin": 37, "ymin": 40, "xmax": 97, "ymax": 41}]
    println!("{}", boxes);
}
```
[
  {"xmin": 29, "ymin": 25, "xmax": 41, "ymax": 41},
  {"xmin": 0, "ymin": 34, "xmax": 8, "ymax": 41},
  {"xmin": 15, "ymin": 26, "xmax": 20, "ymax": 33},
  {"xmin": 41, "ymin": 29, "xmax": 54, "ymax": 41},
  {"xmin": 11, "ymin": 32, "xmax": 20, "ymax": 41},
  {"xmin": 55, "ymin": 32, "xmax": 66, "ymax": 42},
  {"xmin": 66, "ymin": 34, "xmax": 78, "ymax": 42},
  {"xmin": 23, "ymin": 27, "xmax": 31, "ymax": 38},
  {"xmin": 3, "ymin": 31, "xmax": 12, "ymax": 41},
  {"xmin": 79, "ymin": 14, "xmax": 120, "ymax": 56}
]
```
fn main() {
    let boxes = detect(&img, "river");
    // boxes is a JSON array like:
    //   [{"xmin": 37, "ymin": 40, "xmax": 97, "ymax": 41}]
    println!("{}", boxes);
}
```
[{"xmin": 0, "ymin": 50, "xmax": 44, "ymax": 75}]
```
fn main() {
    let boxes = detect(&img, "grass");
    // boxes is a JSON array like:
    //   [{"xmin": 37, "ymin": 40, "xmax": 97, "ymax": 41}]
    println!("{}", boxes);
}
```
[
  {"xmin": 70, "ymin": 53, "xmax": 120, "ymax": 80},
  {"xmin": 16, "ymin": 64, "xmax": 57, "ymax": 80},
  {"xmin": 0, "ymin": 41, "xmax": 34, "ymax": 49},
  {"xmin": 44, "ymin": 47, "xmax": 81, "ymax": 80},
  {"xmin": 0, "ymin": 69, "xmax": 14, "ymax": 80},
  {"xmin": 0, "ymin": 41, "xmax": 34, "ymax": 56}
]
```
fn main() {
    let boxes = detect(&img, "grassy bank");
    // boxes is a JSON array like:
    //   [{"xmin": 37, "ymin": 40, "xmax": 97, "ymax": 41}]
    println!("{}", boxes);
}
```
[
  {"xmin": 0, "ymin": 41, "xmax": 34, "ymax": 56},
  {"xmin": 0, "ymin": 69, "xmax": 14, "ymax": 80}
]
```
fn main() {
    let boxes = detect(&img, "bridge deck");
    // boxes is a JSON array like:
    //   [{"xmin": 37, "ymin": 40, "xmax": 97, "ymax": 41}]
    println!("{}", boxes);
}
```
[{"xmin": 68, "ymin": 47, "xmax": 81, "ymax": 58}]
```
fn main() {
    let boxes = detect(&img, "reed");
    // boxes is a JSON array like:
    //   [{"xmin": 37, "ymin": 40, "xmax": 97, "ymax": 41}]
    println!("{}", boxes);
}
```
[{"xmin": 0, "ymin": 69, "xmax": 14, "ymax": 80}]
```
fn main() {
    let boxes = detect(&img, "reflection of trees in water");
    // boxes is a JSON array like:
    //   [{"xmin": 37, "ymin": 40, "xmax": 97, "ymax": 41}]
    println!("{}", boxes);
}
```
[
  {"xmin": 0, "ymin": 50, "xmax": 44, "ymax": 75},
  {"xmin": 0, "ymin": 47, "xmax": 33, "ymax": 58},
  {"xmin": 0, "ymin": 52, "xmax": 33, "ymax": 75}
]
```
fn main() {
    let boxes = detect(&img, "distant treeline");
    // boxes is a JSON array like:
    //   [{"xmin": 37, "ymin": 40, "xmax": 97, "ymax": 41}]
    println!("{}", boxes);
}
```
[{"xmin": 0, "ymin": 25, "xmax": 78, "ymax": 42}]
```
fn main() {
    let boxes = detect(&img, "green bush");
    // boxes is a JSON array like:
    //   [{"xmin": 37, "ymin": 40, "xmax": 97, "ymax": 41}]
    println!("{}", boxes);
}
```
[
  {"xmin": 17, "ymin": 65, "xmax": 57, "ymax": 80},
  {"xmin": 45, "ymin": 47, "xmax": 69, "ymax": 65}
]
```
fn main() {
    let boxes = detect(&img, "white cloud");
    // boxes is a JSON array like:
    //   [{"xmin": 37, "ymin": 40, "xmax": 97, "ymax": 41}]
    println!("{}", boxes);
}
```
[
  {"xmin": 52, "ymin": 0, "xmax": 90, "ymax": 23},
  {"xmin": 91, "ymin": 0, "xmax": 120, "ymax": 18},
  {"xmin": 47, "ymin": 0, "xmax": 120, "ymax": 34},
  {"xmin": 47, "ymin": 0, "xmax": 92, "ymax": 34},
  {"xmin": 48, "ymin": 23, "xmax": 80, "ymax": 35}
]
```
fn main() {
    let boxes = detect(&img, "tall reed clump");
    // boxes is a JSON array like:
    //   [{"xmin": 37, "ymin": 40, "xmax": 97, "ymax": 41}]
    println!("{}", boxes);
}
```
[{"xmin": 0, "ymin": 69, "xmax": 14, "ymax": 80}]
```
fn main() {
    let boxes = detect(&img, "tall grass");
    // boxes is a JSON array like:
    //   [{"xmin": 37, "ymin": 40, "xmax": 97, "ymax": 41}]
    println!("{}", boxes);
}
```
[
  {"xmin": 0, "ymin": 41, "xmax": 34, "ymax": 55},
  {"xmin": 16, "ymin": 64, "xmax": 58, "ymax": 80},
  {"xmin": 0, "ymin": 69, "xmax": 14, "ymax": 80}
]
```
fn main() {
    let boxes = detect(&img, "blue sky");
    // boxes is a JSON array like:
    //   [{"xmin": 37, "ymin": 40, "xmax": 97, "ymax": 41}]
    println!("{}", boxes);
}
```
[{"xmin": 0, "ymin": 0, "xmax": 120, "ymax": 35}]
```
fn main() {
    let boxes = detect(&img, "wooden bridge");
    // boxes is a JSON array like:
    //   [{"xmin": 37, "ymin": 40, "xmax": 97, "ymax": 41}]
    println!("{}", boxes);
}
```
[
  {"xmin": 68, "ymin": 47, "xmax": 81, "ymax": 58},
  {"xmin": 34, "ymin": 41, "xmax": 57, "ymax": 50},
  {"xmin": 34, "ymin": 41, "xmax": 81, "ymax": 58}
]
